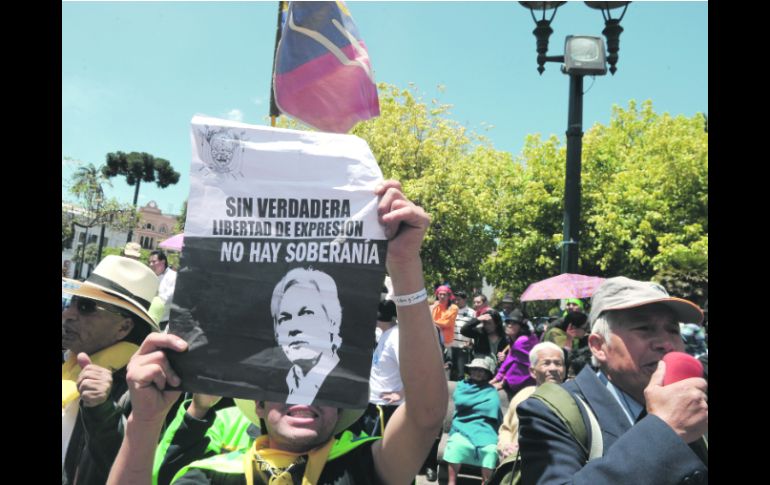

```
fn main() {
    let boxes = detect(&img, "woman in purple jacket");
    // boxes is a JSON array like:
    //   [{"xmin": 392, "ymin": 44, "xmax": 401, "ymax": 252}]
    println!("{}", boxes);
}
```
[{"xmin": 490, "ymin": 309, "xmax": 539, "ymax": 399}]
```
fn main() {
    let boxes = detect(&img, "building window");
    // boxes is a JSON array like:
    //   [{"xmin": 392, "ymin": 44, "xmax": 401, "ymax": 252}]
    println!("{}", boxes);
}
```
[
  {"xmin": 140, "ymin": 236, "xmax": 156, "ymax": 249},
  {"xmin": 160, "ymin": 225, "xmax": 167, "ymax": 234},
  {"xmin": 144, "ymin": 222, "xmax": 155, "ymax": 231}
]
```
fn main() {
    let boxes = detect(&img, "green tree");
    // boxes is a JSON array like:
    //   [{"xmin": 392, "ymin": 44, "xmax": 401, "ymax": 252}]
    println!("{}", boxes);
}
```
[
  {"xmin": 62, "ymin": 208, "xmax": 74, "ymax": 250},
  {"xmin": 484, "ymin": 100, "xmax": 708, "ymax": 298},
  {"xmin": 273, "ymin": 83, "xmax": 514, "ymax": 290},
  {"xmin": 67, "ymin": 163, "xmax": 138, "ymax": 277},
  {"xmin": 351, "ymin": 83, "xmax": 515, "ymax": 290},
  {"xmin": 102, "ymin": 151, "xmax": 181, "ymax": 242},
  {"xmin": 174, "ymin": 199, "xmax": 187, "ymax": 233}
]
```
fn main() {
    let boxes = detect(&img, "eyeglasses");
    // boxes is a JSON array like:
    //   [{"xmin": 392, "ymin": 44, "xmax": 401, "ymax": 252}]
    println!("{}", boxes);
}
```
[{"xmin": 69, "ymin": 297, "xmax": 127, "ymax": 317}]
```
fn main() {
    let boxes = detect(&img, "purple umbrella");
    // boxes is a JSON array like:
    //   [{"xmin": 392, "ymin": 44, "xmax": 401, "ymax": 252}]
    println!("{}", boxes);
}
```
[
  {"xmin": 520, "ymin": 273, "xmax": 606, "ymax": 302},
  {"xmin": 159, "ymin": 233, "xmax": 184, "ymax": 251}
]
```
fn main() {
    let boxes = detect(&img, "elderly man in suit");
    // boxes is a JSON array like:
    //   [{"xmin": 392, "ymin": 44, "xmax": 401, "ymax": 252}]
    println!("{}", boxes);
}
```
[{"xmin": 517, "ymin": 277, "xmax": 708, "ymax": 484}]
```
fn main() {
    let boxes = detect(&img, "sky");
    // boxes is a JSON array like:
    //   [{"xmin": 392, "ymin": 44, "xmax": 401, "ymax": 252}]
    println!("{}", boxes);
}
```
[{"xmin": 62, "ymin": 0, "xmax": 708, "ymax": 217}]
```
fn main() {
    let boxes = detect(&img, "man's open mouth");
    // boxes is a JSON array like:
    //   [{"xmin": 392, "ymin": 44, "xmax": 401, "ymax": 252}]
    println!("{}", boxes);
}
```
[{"xmin": 287, "ymin": 406, "xmax": 319, "ymax": 418}]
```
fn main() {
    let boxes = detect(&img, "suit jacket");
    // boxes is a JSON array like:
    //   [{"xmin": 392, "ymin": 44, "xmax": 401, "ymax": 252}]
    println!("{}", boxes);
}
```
[
  {"xmin": 517, "ymin": 367, "xmax": 707, "ymax": 485},
  {"xmin": 63, "ymin": 367, "xmax": 129, "ymax": 485}
]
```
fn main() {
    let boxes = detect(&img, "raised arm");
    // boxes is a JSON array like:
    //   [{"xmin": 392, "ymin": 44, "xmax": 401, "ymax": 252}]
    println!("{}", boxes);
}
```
[
  {"xmin": 107, "ymin": 334, "xmax": 188, "ymax": 485},
  {"xmin": 370, "ymin": 180, "xmax": 449, "ymax": 484}
]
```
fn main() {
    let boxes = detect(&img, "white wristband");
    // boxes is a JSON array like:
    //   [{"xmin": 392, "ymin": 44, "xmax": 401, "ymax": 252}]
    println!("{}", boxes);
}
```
[{"xmin": 392, "ymin": 288, "xmax": 428, "ymax": 307}]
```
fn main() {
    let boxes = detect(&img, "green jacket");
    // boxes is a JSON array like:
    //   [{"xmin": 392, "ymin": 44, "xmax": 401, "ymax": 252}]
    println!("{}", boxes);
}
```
[{"xmin": 153, "ymin": 401, "xmax": 254, "ymax": 485}]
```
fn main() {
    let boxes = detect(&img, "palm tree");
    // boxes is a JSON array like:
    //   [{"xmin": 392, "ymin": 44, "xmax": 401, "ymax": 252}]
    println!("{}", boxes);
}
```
[{"xmin": 70, "ymin": 164, "xmax": 106, "ymax": 278}]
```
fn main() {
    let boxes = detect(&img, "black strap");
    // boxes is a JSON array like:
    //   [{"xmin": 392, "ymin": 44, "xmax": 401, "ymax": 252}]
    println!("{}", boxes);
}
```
[{"xmin": 87, "ymin": 274, "xmax": 151, "ymax": 309}]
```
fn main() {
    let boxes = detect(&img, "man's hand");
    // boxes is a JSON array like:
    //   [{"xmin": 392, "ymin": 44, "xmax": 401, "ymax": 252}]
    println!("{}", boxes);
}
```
[
  {"xmin": 380, "ymin": 390, "xmax": 404, "ymax": 404},
  {"xmin": 645, "ymin": 360, "xmax": 708, "ymax": 443},
  {"xmin": 498, "ymin": 442, "xmax": 518, "ymax": 459},
  {"xmin": 76, "ymin": 353, "xmax": 113, "ymax": 408},
  {"xmin": 490, "ymin": 380, "xmax": 503, "ymax": 390},
  {"xmin": 188, "ymin": 393, "xmax": 222, "ymax": 419},
  {"xmin": 375, "ymin": 180, "xmax": 430, "ymax": 268},
  {"xmin": 497, "ymin": 350, "xmax": 507, "ymax": 363},
  {"xmin": 125, "ymin": 333, "xmax": 188, "ymax": 423}
]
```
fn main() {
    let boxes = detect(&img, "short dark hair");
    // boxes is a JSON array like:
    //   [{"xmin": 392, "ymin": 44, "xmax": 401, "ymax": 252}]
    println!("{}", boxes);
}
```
[
  {"xmin": 474, "ymin": 294, "xmax": 487, "ymax": 303},
  {"xmin": 477, "ymin": 309, "xmax": 504, "ymax": 338},
  {"xmin": 150, "ymin": 250, "xmax": 168, "ymax": 265},
  {"xmin": 554, "ymin": 311, "xmax": 589, "ymax": 331},
  {"xmin": 377, "ymin": 299, "xmax": 397, "ymax": 323},
  {"xmin": 455, "ymin": 291, "xmax": 468, "ymax": 299}
]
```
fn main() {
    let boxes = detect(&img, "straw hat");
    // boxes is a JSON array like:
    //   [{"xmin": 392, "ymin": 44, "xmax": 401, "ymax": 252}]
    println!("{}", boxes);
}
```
[
  {"xmin": 123, "ymin": 242, "xmax": 142, "ymax": 258},
  {"xmin": 62, "ymin": 255, "xmax": 160, "ymax": 331}
]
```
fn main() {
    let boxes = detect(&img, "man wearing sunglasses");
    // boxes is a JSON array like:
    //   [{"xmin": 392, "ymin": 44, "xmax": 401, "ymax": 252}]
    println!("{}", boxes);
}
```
[{"xmin": 62, "ymin": 255, "xmax": 161, "ymax": 485}]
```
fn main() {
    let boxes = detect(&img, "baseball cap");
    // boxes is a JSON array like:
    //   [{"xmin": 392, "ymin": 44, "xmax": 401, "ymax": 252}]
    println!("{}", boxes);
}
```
[{"xmin": 588, "ymin": 276, "xmax": 703, "ymax": 327}]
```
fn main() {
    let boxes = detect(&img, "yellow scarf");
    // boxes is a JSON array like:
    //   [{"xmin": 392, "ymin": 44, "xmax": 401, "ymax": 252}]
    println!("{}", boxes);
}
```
[
  {"xmin": 244, "ymin": 435, "xmax": 334, "ymax": 485},
  {"xmin": 61, "ymin": 341, "xmax": 139, "ymax": 409}
]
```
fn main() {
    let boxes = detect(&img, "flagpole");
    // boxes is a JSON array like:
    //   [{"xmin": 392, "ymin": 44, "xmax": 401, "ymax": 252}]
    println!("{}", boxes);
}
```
[{"xmin": 269, "ymin": 1, "xmax": 287, "ymax": 127}]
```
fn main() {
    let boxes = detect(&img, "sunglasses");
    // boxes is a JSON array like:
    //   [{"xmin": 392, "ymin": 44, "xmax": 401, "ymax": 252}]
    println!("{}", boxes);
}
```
[{"xmin": 70, "ymin": 297, "xmax": 127, "ymax": 317}]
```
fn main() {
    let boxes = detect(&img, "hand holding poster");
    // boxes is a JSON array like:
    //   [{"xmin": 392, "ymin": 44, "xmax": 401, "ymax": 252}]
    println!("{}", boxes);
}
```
[{"xmin": 168, "ymin": 115, "xmax": 387, "ymax": 409}]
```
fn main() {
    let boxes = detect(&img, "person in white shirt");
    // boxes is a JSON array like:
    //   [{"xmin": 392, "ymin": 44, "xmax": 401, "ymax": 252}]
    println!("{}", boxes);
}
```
[
  {"xmin": 149, "ymin": 250, "xmax": 177, "ymax": 331},
  {"xmin": 356, "ymin": 299, "xmax": 404, "ymax": 436}
]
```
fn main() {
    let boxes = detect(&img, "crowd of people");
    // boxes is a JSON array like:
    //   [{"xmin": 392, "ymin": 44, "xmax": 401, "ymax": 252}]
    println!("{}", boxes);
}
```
[{"xmin": 62, "ymin": 180, "xmax": 708, "ymax": 485}]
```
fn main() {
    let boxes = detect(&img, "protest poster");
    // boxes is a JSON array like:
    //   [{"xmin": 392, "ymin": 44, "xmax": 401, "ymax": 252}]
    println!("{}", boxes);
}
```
[{"xmin": 167, "ymin": 115, "xmax": 387, "ymax": 409}]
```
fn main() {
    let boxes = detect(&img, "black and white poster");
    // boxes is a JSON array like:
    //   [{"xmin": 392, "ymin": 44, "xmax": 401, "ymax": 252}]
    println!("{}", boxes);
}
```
[{"xmin": 168, "ymin": 115, "xmax": 387, "ymax": 409}]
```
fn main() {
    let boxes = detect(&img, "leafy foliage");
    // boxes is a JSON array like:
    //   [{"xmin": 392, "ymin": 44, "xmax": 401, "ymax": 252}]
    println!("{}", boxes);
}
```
[
  {"xmin": 484, "ymin": 100, "xmax": 708, "ymax": 298},
  {"xmin": 62, "ymin": 208, "xmax": 74, "ymax": 250},
  {"xmin": 101, "ymin": 245, "xmax": 180, "ymax": 269},
  {"xmin": 174, "ymin": 199, "xmax": 188, "ymax": 233},
  {"xmin": 102, "ymin": 151, "xmax": 181, "ymax": 206},
  {"xmin": 278, "ymin": 91, "xmax": 707, "ymax": 301},
  {"xmin": 68, "ymin": 163, "xmax": 138, "ymax": 231},
  {"xmin": 351, "ymin": 83, "xmax": 514, "ymax": 290}
]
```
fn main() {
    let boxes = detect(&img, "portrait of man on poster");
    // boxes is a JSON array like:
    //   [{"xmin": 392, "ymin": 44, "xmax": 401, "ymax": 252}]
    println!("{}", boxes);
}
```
[{"xmin": 271, "ymin": 266, "xmax": 343, "ymax": 404}]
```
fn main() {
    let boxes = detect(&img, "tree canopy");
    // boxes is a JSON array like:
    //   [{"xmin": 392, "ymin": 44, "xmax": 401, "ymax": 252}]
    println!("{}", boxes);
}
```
[
  {"xmin": 272, "ymin": 89, "xmax": 708, "ymax": 303},
  {"xmin": 102, "ymin": 151, "xmax": 181, "ymax": 205},
  {"xmin": 67, "ymin": 163, "xmax": 138, "ymax": 234},
  {"xmin": 102, "ymin": 151, "xmax": 181, "ymax": 243},
  {"xmin": 484, "ymin": 100, "xmax": 708, "ymax": 302},
  {"xmin": 351, "ymin": 83, "xmax": 515, "ymax": 291},
  {"xmin": 64, "ymin": 162, "xmax": 138, "ymax": 276}
]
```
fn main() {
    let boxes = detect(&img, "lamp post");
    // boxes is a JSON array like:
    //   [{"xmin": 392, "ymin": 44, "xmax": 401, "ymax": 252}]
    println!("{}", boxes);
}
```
[{"xmin": 519, "ymin": 1, "xmax": 630, "ymax": 274}]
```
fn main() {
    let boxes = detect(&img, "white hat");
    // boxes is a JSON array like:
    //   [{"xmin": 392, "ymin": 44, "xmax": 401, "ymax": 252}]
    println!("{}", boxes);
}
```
[
  {"xmin": 62, "ymin": 255, "xmax": 160, "ymax": 331},
  {"xmin": 123, "ymin": 242, "xmax": 142, "ymax": 258}
]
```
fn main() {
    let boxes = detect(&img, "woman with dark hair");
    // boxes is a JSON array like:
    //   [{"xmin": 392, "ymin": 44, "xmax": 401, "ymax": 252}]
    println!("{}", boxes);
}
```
[
  {"xmin": 460, "ymin": 309, "xmax": 507, "ymax": 367},
  {"xmin": 490, "ymin": 309, "xmax": 539, "ymax": 400},
  {"xmin": 542, "ymin": 311, "xmax": 589, "ymax": 351}
]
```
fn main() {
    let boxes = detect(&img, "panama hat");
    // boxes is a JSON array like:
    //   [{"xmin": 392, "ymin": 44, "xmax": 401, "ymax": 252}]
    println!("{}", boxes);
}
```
[
  {"xmin": 62, "ymin": 255, "xmax": 160, "ymax": 331},
  {"xmin": 123, "ymin": 242, "xmax": 142, "ymax": 258},
  {"xmin": 234, "ymin": 398, "xmax": 365, "ymax": 436}
]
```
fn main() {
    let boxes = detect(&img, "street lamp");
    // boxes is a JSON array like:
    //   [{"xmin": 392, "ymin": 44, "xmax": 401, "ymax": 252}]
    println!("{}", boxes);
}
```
[{"xmin": 519, "ymin": 1, "xmax": 630, "ymax": 274}]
